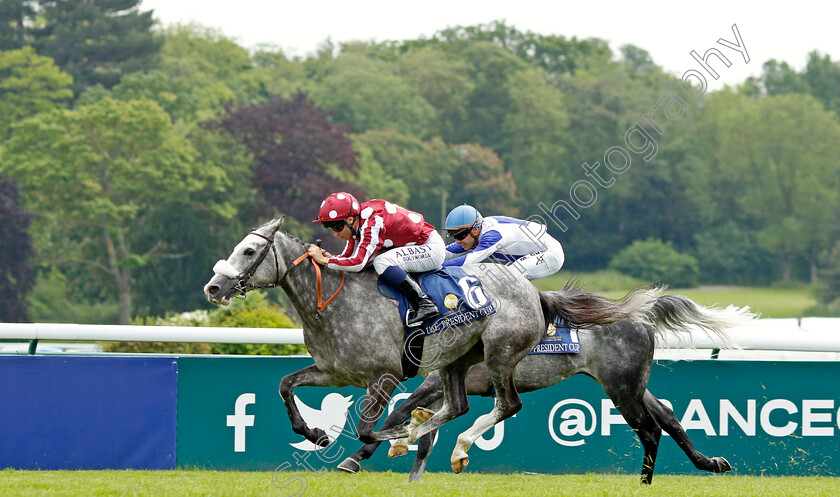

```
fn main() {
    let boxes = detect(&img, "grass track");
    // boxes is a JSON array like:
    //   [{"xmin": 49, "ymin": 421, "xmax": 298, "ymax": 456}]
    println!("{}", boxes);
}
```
[{"xmin": 1, "ymin": 470, "xmax": 839, "ymax": 497}]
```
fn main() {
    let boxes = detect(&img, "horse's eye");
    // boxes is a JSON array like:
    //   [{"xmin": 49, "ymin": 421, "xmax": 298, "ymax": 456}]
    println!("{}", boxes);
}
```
[{"xmin": 243, "ymin": 248, "xmax": 256, "ymax": 256}]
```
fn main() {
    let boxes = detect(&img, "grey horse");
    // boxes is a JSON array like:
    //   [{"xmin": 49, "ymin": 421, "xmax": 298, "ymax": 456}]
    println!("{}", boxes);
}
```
[
  {"xmin": 203, "ymin": 218, "xmax": 662, "ymax": 457},
  {"xmin": 338, "ymin": 293, "xmax": 753, "ymax": 484}
]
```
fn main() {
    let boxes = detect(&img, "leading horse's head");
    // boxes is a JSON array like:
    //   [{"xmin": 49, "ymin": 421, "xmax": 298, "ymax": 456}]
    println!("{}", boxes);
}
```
[{"xmin": 203, "ymin": 217, "xmax": 287, "ymax": 305}]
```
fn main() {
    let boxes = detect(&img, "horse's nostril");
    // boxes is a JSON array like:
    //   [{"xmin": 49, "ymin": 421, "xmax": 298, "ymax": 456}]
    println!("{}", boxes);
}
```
[{"xmin": 207, "ymin": 285, "xmax": 219, "ymax": 295}]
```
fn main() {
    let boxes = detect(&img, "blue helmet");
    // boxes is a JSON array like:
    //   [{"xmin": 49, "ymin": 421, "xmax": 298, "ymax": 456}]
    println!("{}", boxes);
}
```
[{"xmin": 444, "ymin": 204, "xmax": 483, "ymax": 232}]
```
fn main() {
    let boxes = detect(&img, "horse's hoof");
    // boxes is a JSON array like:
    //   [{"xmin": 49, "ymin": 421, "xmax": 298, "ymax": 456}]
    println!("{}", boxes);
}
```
[
  {"xmin": 451, "ymin": 456, "xmax": 469, "ymax": 473},
  {"xmin": 411, "ymin": 407, "xmax": 435, "ymax": 423},
  {"xmin": 337, "ymin": 458, "xmax": 361, "ymax": 474},
  {"xmin": 713, "ymin": 457, "xmax": 732, "ymax": 473},
  {"xmin": 389, "ymin": 444, "xmax": 409, "ymax": 458}
]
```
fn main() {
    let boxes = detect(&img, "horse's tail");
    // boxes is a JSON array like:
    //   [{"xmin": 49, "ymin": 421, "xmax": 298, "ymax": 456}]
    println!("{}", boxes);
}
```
[
  {"xmin": 539, "ymin": 283, "xmax": 663, "ymax": 329},
  {"xmin": 647, "ymin": 293, "xmax": 757, "ymax": 349}
]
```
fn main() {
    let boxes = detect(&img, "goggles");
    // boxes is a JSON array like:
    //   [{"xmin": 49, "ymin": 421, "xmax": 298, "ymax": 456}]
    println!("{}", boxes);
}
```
[
  {"xmin": 448, "ymin": 227, "xmax": 473, "ymax": 241},
  {"xmin": 321, "ymin": 220, "xmax": 346, "ymax": 232}
]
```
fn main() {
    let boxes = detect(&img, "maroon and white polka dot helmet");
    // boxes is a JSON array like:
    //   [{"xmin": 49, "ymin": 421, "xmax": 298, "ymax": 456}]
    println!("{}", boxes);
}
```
[{"xmin": 313, "ymin": 192, "xmax": 361, "ymax": 222}]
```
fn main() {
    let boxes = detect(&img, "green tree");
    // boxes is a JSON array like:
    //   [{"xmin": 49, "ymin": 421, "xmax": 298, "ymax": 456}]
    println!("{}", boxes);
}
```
[
  {"xmin": 816, "ymin": 241, "xmax": 840, "ymax": 311},
  {"xmin": 743, "ymin": 59, "xmax": 810, "ymax": 97},
  {"xmin": 2, "ymin": 97, "xmax": 227, "ymax": 324},
  {"xmin": 501, "ymin": 67, "xmax": 568, "ymax": 208},
  {"xmin": 216, "ymin": 92, "xmax": 363, "ymax": 226},
  {"xmin": 0, "ymin": 0, "xmax": 34, "ymax": 50},
  {"xmin": 309, "ymin": 52, "xmax": 435, "ymax": 137},
  {"xmin": 0, "ymin": 174, "xmax": 35, "ymax": 321},
  {"xmin": 0, "ymin": 46, "xmax": 73, "ymax": 138},
  {"xmin": 803, "ymin": 51, "xmax": 840, "ymax": 115},
  {"xmin": 703, "ymin": 92, "xmax": 840, "ymax": 282},
  {"xmin": 609, "ymin": 239, "xmax": 700, "ymax": 288},
  {"xmin": 351, "ymin": 130, "xmax": 451, "ymax": 224},
  {"xmin": 393, "ymin": 46, "xmax": 475, "ymax": 139},
  {"xmin": 32, "ymin": 0, "xmax": 161, "ymax": 95},
  {"xmin": 449, "ymin": 143, "xmax": 517, "ymax": 215}
]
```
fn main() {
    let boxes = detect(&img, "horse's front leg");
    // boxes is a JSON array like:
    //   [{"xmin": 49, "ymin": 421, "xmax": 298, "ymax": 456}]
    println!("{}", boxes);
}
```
[{"xmin": 279, "ymin": 364, "xmax": 346, "ymax": 447}]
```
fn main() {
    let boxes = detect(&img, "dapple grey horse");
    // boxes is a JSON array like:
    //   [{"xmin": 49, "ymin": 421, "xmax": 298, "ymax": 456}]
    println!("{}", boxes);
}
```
[
  {"xmin": 338, "ymin": 293, "xmax": 752, "ymax": 484},
  {"xmin": 203, "ymin": 218, "xmax": 662, "ymax": 459}
]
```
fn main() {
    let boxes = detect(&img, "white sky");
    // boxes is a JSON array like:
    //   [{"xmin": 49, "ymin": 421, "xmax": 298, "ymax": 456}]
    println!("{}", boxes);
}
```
[{"xmin": 139, "ymin": 0, "xmax": 839, "ymax": 90}]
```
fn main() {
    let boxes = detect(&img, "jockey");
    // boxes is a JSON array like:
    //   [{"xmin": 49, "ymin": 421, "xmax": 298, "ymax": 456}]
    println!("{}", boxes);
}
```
[
  {"xmin": 309, "ymin": 192, "xmax": 445, "ymax": 326},
  {"xmin": 443, "ymin": 204, "xmax": 565, "ymax": 280}
]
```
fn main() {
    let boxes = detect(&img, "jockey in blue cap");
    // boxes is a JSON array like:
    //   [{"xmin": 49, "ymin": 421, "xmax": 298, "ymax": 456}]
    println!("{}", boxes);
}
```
[{"xmin": 442, "ymin": 204, "xmax": 565, "ymax": 280}]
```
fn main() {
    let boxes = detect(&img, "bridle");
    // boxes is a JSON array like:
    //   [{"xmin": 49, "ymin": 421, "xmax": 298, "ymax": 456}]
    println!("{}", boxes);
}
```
[
  {"xmin": 224, "ymin": 223, "xmax": 285, "ymax": 297},
  {"xmin": 218, "ymin": 220, "xmax": 345, "ymax": 318}
]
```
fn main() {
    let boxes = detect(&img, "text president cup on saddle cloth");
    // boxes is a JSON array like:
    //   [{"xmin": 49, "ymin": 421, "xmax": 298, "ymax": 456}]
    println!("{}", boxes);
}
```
[
  {"xmin": 308, "ymin": 192, "xmax": 446, "ymax": 326},
  {"xmin": 443, "ymin": 204, "xmax": 565, "ymax": 280}
]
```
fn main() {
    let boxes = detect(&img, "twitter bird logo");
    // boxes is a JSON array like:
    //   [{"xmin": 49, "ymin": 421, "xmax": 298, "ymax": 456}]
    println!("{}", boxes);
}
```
[{"xmin": 290, "ymin": 393, "xmax": 354, "ymax": 451}]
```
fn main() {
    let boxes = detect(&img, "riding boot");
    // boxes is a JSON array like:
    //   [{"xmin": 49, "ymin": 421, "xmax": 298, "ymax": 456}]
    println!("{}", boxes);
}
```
[{"xmin": 398, "ymin": 276, "xmax": 439, "ymax": 326}]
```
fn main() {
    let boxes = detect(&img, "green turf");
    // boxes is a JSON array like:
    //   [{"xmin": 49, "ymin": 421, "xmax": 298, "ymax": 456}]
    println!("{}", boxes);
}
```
[
  {"xmin": 532, "ymin": 271, "xmax": 817, "ymax": 318},
  {"xmin": 1, "ymin": 470, "xmax": 838, "ymax": 497}
]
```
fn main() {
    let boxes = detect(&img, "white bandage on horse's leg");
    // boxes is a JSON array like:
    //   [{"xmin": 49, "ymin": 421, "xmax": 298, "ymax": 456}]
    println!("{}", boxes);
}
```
[
  {"xmin": 390, "ymin": 407, "xmax": 435, "ymax": 457},
  {"xmin": 213, "ymin": 259, "xmax": 240, "ymax": 279},
  {"xmin": 451, "ymin": 410, "xmax": 500, "ymax": 464}
]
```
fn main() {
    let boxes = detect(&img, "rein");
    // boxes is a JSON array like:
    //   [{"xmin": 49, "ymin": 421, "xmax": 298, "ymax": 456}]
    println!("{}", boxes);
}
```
[{"xmin": 237, "ymin": 230, "xmax": 345, "ymax": 318}]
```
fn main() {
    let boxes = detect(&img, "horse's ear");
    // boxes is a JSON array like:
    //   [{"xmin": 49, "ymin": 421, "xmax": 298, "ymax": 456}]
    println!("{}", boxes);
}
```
[{"xmin": 271, "ymin": 216, "xmax": 286, "ymax": 235}]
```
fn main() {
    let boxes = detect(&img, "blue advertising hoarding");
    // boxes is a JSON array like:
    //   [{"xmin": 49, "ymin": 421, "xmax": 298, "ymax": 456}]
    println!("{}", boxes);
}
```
[{"xmin": 0, "ymin": 356, "xmax": 177, "ymax": 470}]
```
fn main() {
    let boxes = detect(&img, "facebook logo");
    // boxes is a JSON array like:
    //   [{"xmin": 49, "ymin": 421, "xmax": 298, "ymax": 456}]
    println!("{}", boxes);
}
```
[{"xmin": 226, "ymin": 393, "xmax": 256, "ymax": 452}]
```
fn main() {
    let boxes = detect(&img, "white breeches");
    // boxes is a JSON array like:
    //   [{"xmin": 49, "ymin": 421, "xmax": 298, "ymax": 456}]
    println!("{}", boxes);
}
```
[{"xmin": 372, "ymin": 231, "xmax": 446, "ymax": 275}]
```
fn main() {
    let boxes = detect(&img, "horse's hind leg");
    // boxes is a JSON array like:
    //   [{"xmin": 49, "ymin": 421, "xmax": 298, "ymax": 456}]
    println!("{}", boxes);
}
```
[
  {"xmin": 605, "ymin": 388, "xmax": 662, "ymax": 485},
  {"xmin": 357, "ymin": 374, "xmax": 403, "ymax": 444},
  {"xmin": 338, "ymin": 375, "xmax": 444, "ymax": 473},
  {"xmin": 450, "ymin": 371, "xmax": 522, "ymax": 474},
  {"xmin": 402, "ymin": 359, "xmax": 473, "ymax": 442},
  {"xmin": 644, "ymin": 390, "xmax": 731, "ymax": 473}
]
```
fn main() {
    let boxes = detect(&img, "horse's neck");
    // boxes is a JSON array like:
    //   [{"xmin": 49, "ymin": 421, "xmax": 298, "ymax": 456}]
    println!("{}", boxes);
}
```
[{"xmin": 275, "ymin": 236, "xmax": 343, "ymax": 330}]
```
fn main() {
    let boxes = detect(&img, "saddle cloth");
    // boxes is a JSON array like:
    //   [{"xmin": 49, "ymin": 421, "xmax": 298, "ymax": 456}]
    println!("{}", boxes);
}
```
[
  {"xmin": 530, "ymin": 316, "xmax": 581, "ymax": 354},
  {"xmin": 378, "ymin": 266, "xmax": 497, "ymax": 338}
]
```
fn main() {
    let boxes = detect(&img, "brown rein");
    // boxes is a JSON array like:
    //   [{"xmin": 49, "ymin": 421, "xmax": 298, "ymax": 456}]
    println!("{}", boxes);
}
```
[{"xmin": 290, "ymin": 252, "xmax": 346, "ymax": 314}]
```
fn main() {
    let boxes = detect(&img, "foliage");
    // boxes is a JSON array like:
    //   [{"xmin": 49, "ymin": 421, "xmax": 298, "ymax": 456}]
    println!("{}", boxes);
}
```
[
  {"xmin": 104, "ymin": 291, "xmax": 305, "ymax": 355},
  {"xmin": 309, "ymin": 52, "xmax": 436, "ymax": 137},
  {"xmin": 448, "ymin": 143, "xmax": 517, "ymax": 215},
  {"xmin": 609, "ymin": 239, "xmax": 700, "ymax": 288},
  {"xmin": 2, "ymin": 17, "xmax": 839, "ymax": 322},
  {"xmin": 0, "ymin": 1, "xmax": 34, "ymax": 51},
  {"xmin": 393, "ymin": 46, "xmax": 475, "ymax": 139},
  {"xmin": 0, "ymin": 173, "xmax": 34, "ymax": 321},
  {"xmin": 26, "ymin": 267, "xmax": 119, "ymax": 324},
  {"xmin": 31, "ymin": 0, "xmax": 161, "ymax": 95},
  {"xmin": 815, "ymin": 241, "xmax": 840, "ymax": 313},
  {"xmin": 3, "ymin": 97, "xmax": 230, "ymax": 324},
  {"xmin": 702, "ymin": 92, "xmax": 840, "ymax": 281},
  {"xmin": 692, "ymin": 221, "xmax": 778, "ymax": 286},
  {"xmin": 216, "ymin": 91, "xmax": 363, "ymax": 225},
  {"xmin": 0, "ymin": 47, "xmax": 73, "ymax": 138}
]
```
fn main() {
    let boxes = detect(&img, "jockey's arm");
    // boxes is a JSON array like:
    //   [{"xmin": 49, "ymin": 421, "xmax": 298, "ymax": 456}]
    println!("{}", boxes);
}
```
[
  {"xmin": 444, "ymin": 242, "xmax": 465, "ymax": 260},
  {"xmin": 442, "ymin": 231, "xmax": 503, "ymax": 267}
]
